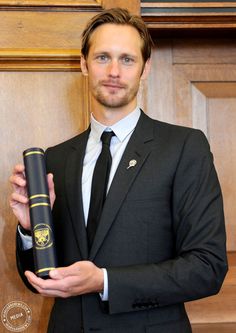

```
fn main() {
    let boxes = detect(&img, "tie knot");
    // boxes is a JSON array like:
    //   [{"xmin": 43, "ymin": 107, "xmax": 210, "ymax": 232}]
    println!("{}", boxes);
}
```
[{"xmin": 101, "ymin": 131, "xmax": 114, "ymax": 146}]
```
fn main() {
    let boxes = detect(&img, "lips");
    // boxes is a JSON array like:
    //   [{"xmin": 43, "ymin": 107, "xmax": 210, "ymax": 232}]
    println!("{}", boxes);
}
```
[
  {"xmin": 104, "ymin": 84, "xmax": 123, "ymax": 88},
  {"xmin": 101, "ymin": 81, "xmax": 126, "ymax": 89}
]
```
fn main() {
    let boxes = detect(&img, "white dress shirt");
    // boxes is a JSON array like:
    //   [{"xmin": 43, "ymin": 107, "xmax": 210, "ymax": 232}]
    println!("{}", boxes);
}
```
[
  {"xmin": 82, "ymin": 107, "xmax": 141, "ymax": 223},
  {"xmin": 19, "ymin": 107, "xmax": 141, "ymax": 301}
]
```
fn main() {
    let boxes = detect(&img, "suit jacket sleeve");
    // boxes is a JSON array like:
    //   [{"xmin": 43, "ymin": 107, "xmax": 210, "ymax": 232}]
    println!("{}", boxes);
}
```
[
  {"xmin": 16, "ymin": 229, "xmax": 37, "ymax": 293},
  {"xmin": 107, "ymin": 129, "xmax": 228, "ymax": 314}
]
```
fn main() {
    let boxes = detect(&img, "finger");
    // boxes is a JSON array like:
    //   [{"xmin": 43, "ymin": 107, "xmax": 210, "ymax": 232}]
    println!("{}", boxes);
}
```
[
  {"xmin": 38, "ymin": 289, "xmax": 69, "ymax": 298},
  {"xmin": 50, "ymin": 263, "xmax": 80, "ymax": 279},
  {"xmin": 47, "ymin": 173, "xmax": 56, "ymax": 207},
  {"xmin": 13, "ymin": 164, "xmax": 25, "ymax": 174},
  {"xmin": 25, "ymin": 271, "xmax": 76, "ymax": 298},
  {"xmin": 25, "ymin": 271, "xmax": 61, "ymax": 290},
  {"xmin": 34, "ymin": 284, "xmax": 69, "ymax": 298},
  {"xmin": 25, "ymin": 271, "xmax": 41, "ymax": 284},
  {"xmin": 9, "ymin": 174, "xmax": 26, "ymax": 188},
  {"xmin": 27, "ymin": 278, "xmax": 65, "ymax": 297},
  {"xmin": 10, "ymin": 192, "xmax": 29, "ymax": 206},
  {"xmin": 49, "ymin": 269, "xmax": 64, "ymax": 280},
  {"xmin": 9, "ymin": 164, "xmax": 26, "ymax": 187},
  {"xmin": 47, "ymin": 173, "xmax": 54, "ymax": 187},
  {"xmin": 24, "ymin": 271, "xmax": 44, "ymax": 293}
]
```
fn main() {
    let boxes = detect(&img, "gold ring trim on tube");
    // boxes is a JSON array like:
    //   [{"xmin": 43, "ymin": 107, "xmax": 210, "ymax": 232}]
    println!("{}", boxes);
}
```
[
  {"xmin": 30, "ymin": 203, "xmax": 50, "ymax": 208},
  {"xmin": 36, "ymin": 267, "xmax": 56, "ymax": 274},
  {"xmin": 24, "ymin": 151, "xmax": 44, "ymax": 157},
  {"xmin": 30, "ymin": 194, "xmax": 49, "ymax": 200}
]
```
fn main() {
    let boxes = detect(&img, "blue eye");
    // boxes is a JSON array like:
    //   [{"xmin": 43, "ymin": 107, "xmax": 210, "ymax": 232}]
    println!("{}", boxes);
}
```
[
  {"xmin": 122, "ymin": 57, "xmax": 134, "ymax": 65},
  {"xmin": 96, "ymin": 55, "xmax": 109, "ymax": 63}
]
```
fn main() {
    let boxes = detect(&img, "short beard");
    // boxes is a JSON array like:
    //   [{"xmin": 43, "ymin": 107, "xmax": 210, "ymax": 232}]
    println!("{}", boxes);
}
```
[
  {"xmin": 92, "ymin": 84, "xmax": 139, "ymax": 109},
  {"xmin": 95, "ymin": 92, "xmax": 131, "ymax": 109}
]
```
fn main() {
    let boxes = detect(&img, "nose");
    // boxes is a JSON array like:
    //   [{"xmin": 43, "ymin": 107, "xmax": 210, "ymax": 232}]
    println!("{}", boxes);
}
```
[{"xmin": 107, "ymin": 60, "xmax": 120, "ymax": 78}]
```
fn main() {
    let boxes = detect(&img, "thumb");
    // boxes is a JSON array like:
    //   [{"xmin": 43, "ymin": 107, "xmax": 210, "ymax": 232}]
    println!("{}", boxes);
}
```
[
  {"xmin": 49, "ymin": 268, "xmax": 64, "ymax": 280},
  {"xmin": 47, "ymin": 173, "xmax": 56, "ymax": 207},
  {"xmin": 49, "ymin": 263, "xmax": 80, "ymax": 279}
]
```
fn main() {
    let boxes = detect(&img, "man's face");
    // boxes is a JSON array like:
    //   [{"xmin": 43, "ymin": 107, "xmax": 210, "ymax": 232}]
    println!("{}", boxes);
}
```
[{"xmin": 81, "ymin": 23, "xmax": 150, "ymax": 111}]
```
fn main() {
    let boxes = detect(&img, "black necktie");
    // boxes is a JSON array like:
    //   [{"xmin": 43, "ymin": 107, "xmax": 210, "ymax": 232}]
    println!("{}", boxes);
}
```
[{"xmin": 87, "ymin": 131, "xmax": 114, "ymax": 248}]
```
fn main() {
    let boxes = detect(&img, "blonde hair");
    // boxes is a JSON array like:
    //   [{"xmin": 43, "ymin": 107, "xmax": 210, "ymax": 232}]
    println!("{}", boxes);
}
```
[{"xmin": 81, "ymin": 8, "xmax": 152, "ymax": 63}]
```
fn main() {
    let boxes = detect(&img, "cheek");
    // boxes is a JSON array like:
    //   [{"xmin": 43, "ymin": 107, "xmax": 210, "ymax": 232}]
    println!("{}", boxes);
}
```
[
  {"xmin": 87, "ymin": 64, "xmax": 103, "ymax": 80},
  {"xmin": 124, "ymin": 67, "xmax": 142, "ymax": 81},
  {"xmin": 126, "ymin": 73, "xmax": 142, "ymax": 88},
  {"xmin": 88, "ymin": 71, "xmax": 101, "ymax": 88}
]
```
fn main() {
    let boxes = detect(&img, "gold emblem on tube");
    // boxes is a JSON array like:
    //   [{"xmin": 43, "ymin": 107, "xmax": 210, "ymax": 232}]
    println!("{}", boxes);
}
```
[{"xmin": 34, "ymin": 223, "xmax": 53, "ymax": 250}]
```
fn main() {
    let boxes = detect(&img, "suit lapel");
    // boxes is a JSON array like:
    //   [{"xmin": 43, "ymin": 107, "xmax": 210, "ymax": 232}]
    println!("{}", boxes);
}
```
[
  {"xmin": 65, "ymin": 129, "xmax": 90, "ymax": 260},
  {"xmin": 89, "ymin": 112, "xmax": 155, "ymax": 260}
]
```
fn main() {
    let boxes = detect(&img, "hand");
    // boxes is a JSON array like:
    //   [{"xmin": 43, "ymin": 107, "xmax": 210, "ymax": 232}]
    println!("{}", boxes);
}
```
[
  {"xmin": 24, "ymin": 261, "xmax": 104, "ymax": 298},
  {"xmin": 9, "ymin": 164, "xmax": 56, "ymax": 231}
]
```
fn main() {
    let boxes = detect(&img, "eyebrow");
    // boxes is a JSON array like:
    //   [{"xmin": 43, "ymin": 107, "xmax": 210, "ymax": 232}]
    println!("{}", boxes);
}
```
[
  {"xmin": 93, "ymin": 51, "xmax": 138, "ymax": 59},
  {"xmin": 120, "ymin": 53, "xmax": 138, "ymax": 59}
]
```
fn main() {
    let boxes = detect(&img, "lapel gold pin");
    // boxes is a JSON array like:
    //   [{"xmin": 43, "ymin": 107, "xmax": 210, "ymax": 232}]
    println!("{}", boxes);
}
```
[{"xmin": 127, "ymin": 159, "xmax": 137, "ymax": 170}]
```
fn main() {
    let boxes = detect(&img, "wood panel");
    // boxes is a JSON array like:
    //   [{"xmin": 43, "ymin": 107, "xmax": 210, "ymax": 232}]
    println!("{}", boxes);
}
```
[
  {"xmin": 0, "ymin": 0, "xmax": 140, "ymax": 15},
  {"xmin": 192, "ymin": 323, "xmax": 236, "ymax": 333},
  {"xmin": 0, "ymin": 49, "xmax": 81, "ymax": 71},
  {"xmin": 141, "ymin": 0, "xmax": 236, "ymax": 29},
  {"xmin": 0, "ymin": 11, "xmax": 95, "ymax": 49},
  {"xmin": 102, "ymin": 0, "xmax": 140, "ymax": 14},
  {"xmin": 0, "ymin": 0, "xmax": 101, "ymax": 7},
  {"xmin": 172, "ymin": 39, "xmax": 236, "ymax": 63}
]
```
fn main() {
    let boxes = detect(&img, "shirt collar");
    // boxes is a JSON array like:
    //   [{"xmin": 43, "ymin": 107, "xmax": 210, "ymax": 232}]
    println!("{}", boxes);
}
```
[{"xmin": 90, "ymin": 107, "xmax": 141, "ymax": 143}]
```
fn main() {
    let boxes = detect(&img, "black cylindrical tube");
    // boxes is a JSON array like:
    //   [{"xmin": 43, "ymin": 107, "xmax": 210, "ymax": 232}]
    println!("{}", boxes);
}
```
[{"xmin": 23, "ymin": 147, "xmax": 57, "ymax": 278}]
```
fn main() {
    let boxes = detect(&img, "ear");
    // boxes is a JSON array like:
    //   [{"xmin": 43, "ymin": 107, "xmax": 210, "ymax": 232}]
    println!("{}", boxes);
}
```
[
  {"xmin": 141, "ymin": 58, "xmax": 151, "ymax": 81},
  {"xmin": 81, "ymin": 56, "xmax": 88, "ymax": 76}
]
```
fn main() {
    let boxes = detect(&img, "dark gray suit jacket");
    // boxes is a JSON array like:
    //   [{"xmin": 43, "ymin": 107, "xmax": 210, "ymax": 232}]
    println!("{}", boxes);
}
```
[{"xmin": 16, "ymin": 111, "xmax": 228, "ymax": 333}]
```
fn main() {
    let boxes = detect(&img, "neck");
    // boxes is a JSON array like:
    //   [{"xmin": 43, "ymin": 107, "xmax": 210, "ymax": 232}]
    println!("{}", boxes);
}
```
[{"xmin": 91, "ymin": 100, "xmax": 137, "ymax": 126}]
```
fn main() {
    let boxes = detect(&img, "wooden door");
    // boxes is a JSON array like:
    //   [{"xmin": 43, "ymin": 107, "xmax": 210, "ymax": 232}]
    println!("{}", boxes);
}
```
[{"xmin": 142, "ymin": 38, "xmax": 236, "ymax": 331}]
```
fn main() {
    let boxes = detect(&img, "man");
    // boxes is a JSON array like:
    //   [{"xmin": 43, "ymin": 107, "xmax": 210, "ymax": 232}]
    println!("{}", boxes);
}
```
[{"xmin": 10, "ymin": 8, "xmax": 227, "ymax": 333}]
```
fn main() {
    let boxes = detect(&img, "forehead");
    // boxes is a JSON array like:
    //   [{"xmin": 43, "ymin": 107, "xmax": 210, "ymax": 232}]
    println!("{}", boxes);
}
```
[{"xmin": 88, "ymin": 23, "xmax": 143, "ymax": 56}]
